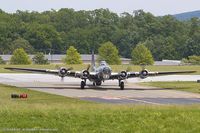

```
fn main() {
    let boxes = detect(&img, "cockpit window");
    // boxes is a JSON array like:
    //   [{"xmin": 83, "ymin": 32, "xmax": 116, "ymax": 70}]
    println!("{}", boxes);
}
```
[{"xmin": 100, "ymin": 61, "xmax": 107, "ymax": 66}]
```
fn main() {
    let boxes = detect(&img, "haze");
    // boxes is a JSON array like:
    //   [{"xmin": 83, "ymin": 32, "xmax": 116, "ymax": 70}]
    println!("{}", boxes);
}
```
[{"xmin": 0, "ymin": 0, "xmax": 199, "ymax": 16}]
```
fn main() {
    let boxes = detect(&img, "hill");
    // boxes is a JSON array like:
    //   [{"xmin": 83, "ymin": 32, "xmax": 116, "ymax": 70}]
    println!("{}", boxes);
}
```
[{"xmin": 174, "ymin": 10, "xmax": 200, "ymax": 21}]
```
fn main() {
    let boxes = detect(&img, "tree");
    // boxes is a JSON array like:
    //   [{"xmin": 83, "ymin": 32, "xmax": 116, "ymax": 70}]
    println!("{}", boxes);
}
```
[
  {"xmin": 0, "ymin": 56, "xmax": 6, "ymax": 64},
  {"xmin": 0, "ymin": 8, "xmax": 200, "ymax": 60},
  {"xmin": 64, "ymin": 46, "xmax": 82, "ymax": 64},
  {"xmin": 33, "ymin": 52, "xmax": 49, "ymax": 64},
  {"xmin": 24, "ymin": 23, "xmax": 62, "ymax": 53},
  {"xmin": 98, "ymin": 41, "xmax": 121, "ymax": 65},
  {"xmin": 182, "ymin": 55, "xmax": 200, "ymax": 65},
  {"xmin": 189, "ymin": 18, "xmax": 200, "ymax": 36},
  {"xmin": 131, "ymin": 44, "xmax": 154, "ymax": 65},
  {"xmin": 10, "ymin": 37, "xmax": 34, "ymax": 54},
  {"xmin": 10, "ymin": 48, "xmax": 31, "ymax": 64},
  {"xmin": 185, "ymin": 37, "xmax": 200, "ymax": 57},
  {"xmin": 184, "ymin": 18, "xmax": 200, "ymax": 57},
  {"xmin": 145, "ymin": 36, "xmax": 178, "ymax": 60}
]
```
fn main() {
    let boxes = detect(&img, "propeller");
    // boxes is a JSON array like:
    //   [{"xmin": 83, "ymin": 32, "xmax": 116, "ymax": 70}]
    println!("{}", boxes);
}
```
[
  {"xmin": 140, "ymin": 64, "xmax": 146, "ymax": 70},
  {"xmin": 58, "ymin": 67, "xmax": 73, "ymax": 82},
  {"xmin": 55, "ymin": 64, "xmax": 61, "ymax": 69},
  {"xmin": 120, "ymin": 71, "xmax": 127, "ymax": 79},
  {"xmin": 124, "ymin": 66, "xmax": 133, "ymax": 83},
  {"xmin": 66, "ymin": 67, "xmax": 73, "ymax": 71},
  {"xmin": 61, "ymin": 76, "xmax": 64, "ymax": 82},
  {"xmin": 86, "ymin": 64, "xmax": 91, "ymax": 71},
  {"xmin": 139, "ymin": 64, "xmax": 149, "ymax": 79},
  {"xmin": 81, "ymin": 64, "xmax": 91, "ymax": 78}
]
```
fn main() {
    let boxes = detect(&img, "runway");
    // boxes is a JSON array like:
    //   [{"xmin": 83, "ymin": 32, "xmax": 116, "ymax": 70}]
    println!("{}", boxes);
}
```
[{"xmin": 0, "ymin": 73, "xmax": 200, "ymax": 105}]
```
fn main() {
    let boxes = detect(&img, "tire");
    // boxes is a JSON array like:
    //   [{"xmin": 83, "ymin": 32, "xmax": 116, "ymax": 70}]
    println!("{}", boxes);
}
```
[
  {"xmin": 96, "ymin": 81, "xmax": 102, "ymax": 86},
  {"xmin": 120, "ymin": 81, "xmax": 124, "ymax": 90},
  {"xmin": 81, "ymin": 81, "xmax": 85, "ymax": 89}
]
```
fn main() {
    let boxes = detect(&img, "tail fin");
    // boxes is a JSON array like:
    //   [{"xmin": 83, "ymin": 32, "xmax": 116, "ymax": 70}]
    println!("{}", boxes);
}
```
[{"xmin": 91, "ymin": 50, "xmax": 95, "ymax": 71}]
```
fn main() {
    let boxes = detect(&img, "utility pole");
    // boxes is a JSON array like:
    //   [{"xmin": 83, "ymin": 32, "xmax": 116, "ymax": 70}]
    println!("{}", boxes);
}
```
[{"xmin": 50, "ymin": 48, "xmax": 53, "ymax": 63}]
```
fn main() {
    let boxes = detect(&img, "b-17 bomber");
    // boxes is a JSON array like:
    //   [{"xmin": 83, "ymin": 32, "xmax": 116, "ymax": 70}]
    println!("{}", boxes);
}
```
[{"xmin": 5, "ymin": 51, "xmax": 196, "ymax": 90}]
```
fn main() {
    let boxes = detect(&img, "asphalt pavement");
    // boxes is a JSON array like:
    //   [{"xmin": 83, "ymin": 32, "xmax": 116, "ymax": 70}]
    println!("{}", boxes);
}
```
[{"xmin": 0, "ymin": 73, "xmax": 200, "ymax": 105}]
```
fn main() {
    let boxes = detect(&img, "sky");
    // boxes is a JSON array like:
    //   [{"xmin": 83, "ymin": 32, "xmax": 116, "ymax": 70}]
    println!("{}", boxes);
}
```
[{"xmin": 0, "ymin": 0, "xmax": 199, "ymax": 16}]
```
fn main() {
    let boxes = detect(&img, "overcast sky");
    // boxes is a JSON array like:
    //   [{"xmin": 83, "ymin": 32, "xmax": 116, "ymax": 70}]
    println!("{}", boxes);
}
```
[{"xmin": 0, "ymin": 0, "xmax": 199, "ymax": 16}]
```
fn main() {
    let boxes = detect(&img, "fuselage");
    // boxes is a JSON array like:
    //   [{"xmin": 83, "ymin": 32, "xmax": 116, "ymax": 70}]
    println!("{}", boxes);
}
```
[{"xmin": 91, "ymin": 61, "xmax": 112, "ymax": 81}]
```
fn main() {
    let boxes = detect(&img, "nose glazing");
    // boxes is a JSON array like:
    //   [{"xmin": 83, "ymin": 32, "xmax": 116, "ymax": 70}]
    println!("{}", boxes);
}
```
[{"xmin": 103, "ymin": 67, "xmax": 110, "ymax": 74}]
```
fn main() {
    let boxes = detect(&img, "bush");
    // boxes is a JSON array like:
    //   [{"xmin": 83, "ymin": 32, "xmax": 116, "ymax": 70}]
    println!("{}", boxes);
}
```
[
  {"xmin": 33, "ymin": 52, "xmax": 49, "ymax": 64},
  {"xmin": 10, "ymin": 38, "xmax": 34, "ymax": 54},
  {"xmin": 64, "ymin": 46, "xmax": 82, "ymax": 64},
  {"xmin": 182, "ymin": 55, "xmax": 200, "ymax": 65},
  {"xmin": 98, "ymin": 42, "xmax": 121, "ymax": 65},
  {"xmin": 131, "ymin": 44, "xmax": 154, "ymax": 65},
  {"xmin": 0, "ymin": 56, "xmax": 6, "ymax": 64},
  {"xmin": 10, "ymin": 48, "xmax": 31, "ymax": 64}
]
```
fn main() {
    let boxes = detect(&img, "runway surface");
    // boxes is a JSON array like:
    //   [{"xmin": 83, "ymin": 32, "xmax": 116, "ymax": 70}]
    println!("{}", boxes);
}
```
[{"xmin": 0, "ymin": 73, "xmax": 200, "ymax": 105}]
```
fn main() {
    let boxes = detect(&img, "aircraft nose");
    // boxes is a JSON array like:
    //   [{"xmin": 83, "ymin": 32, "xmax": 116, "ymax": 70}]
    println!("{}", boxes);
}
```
[{"xmin": 103, "ymin": 67, "xmax": 111, "ymax": 74}]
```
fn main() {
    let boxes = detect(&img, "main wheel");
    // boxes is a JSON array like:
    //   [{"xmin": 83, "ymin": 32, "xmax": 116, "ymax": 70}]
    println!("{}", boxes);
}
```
[
  {"xmin": 81, "ymin": 81, "xmax": 85, "ymax": 89},
  {"xmin": 120, "ymin": 81, "xmax": 124, "ymax": 90},
  {"xmin": 96, "ymin": 81, "xmax": 102, "ymax": 86}
]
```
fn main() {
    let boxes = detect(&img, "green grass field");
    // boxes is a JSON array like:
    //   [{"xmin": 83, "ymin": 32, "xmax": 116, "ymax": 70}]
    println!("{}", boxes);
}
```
[
  {"xmin": 0, "ymin": 64, "xmax": 200, "ymax": 74},
  {"xmin": 140, "ymin": 81, "xmax": 200, "ymax": 93},
  {"xmin": 1, "ymin": 84, "xmax": 200, "ymax": 132}
]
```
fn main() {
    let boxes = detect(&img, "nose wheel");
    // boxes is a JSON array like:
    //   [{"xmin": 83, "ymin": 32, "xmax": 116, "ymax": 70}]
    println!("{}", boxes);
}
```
[{"xmin": 119, "ymin": 81, "xmax": 124, "ymax": 90}]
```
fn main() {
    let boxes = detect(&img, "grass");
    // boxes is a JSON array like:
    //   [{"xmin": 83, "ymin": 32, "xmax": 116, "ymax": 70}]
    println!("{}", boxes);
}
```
[
  {"xmin": 0, "ymin": 64, "xmax": 200, "ymax": 74},
  {"xmin": 1, "ymin": 84, "xmax": 200, "ymax": 132},
  {"xmin": 140, "ymin": 81, "xmax": 200, "ymax": 93}
]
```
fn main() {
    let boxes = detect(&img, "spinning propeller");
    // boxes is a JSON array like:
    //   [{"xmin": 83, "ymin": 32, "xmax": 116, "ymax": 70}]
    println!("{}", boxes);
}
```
[{"xmin": 58, "ymin": 67, "xmax": 73, "ymax": 82}]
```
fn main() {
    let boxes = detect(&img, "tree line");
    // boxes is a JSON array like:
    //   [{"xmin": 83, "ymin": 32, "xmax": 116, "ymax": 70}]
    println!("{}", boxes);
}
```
[
  {"xmin": 0, "ymin": 8, "xmax": 199, "ymax": 60},
  {"xmin": 3, "ymin": 43, "xmax": 154, "ymax": 65}
]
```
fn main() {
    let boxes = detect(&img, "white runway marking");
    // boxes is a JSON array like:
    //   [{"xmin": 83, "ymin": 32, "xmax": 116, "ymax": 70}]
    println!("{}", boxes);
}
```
[{"xmin": 125, "ymin": 98, "xmax": 163, "ymax": 105}]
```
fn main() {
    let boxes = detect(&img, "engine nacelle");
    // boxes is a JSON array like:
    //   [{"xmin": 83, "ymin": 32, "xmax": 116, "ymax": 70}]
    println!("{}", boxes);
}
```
[
  {"xmin": 120, "ymin": 71, "xmax": 127, "ymax": 79},
  {"xmin": 140, "ymin": 69, "xmax": 148, "ymax": 79},
  {"xmin": 82, "ymin": 70, "xmax": 90, "ymax": 78},
  {"xmin": 58, "ymin": 67, "xmax": 68, "ymax": 77}
]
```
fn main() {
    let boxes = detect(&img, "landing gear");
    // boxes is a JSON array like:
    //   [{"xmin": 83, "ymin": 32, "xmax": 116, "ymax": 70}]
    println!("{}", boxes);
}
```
[
  {"xmin": 96, "ymin": 81, "xmax": 102, "ymax": 86},
  {"xmin": 119, "ymin": 80, "xmax": 124, "ymax": 90},
  {"xmin": 93, "ymin": 81, "xmax": 102, "ymax": 86},
  {"xmin": 81, "ymin": 81, "xmax": 86, "ymax": 89}
]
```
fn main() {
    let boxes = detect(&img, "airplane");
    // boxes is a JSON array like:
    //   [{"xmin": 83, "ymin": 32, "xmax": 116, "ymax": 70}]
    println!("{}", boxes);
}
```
[{"xmin": 5, "ymin": 51, "xmax": 196, "ymax": 90}]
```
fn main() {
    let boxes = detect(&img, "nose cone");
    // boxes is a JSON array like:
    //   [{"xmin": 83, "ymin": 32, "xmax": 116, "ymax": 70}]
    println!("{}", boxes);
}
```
[
  {"xmin": 103, "ymin": 67, "xmax": 111, "ymax": 74},
  {"xmin": 101, "ymin": 67, "xmax": 111, "ymax": 79}
]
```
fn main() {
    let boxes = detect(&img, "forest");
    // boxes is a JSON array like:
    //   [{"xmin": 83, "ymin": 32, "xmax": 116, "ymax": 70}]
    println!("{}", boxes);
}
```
[{"xmin": 0, "ymin": 8, "xmax": 199, "ymax": 60}]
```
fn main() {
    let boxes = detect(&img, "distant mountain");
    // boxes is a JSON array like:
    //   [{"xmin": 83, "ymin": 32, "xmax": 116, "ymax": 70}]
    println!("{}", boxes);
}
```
[{"xmin": 174, "ymin": 10, "xmax": 200, "ymax": 21}]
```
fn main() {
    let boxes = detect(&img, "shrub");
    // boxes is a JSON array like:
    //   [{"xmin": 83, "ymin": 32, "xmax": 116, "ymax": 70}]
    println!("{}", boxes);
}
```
[
  {"xmin": 98, "ymin": 42, "xmax": 121, "ymax": 65},
  {"xmin": 131, "ymin": 44, "xmax": 154, "ymax": 65},
  {"xmin": 33, "ymin": 52, "xmax": 49, "ymax": 64},
  {"xmin": 10, "ymin": 48, "xmax": 31, "ymax": 64},
  {"xmin": 64, "ymin": 46, "xmax": 82, "ymax": 64},
  {"xmin": 182, "ymin": 55, "xmax": 200, "ymax": 65}
]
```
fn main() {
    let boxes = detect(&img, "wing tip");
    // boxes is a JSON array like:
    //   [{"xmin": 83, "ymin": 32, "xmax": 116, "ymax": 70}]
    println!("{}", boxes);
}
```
[{"xmin": 4, "ymin": 67, "xmax": 14, "ymax": 70}]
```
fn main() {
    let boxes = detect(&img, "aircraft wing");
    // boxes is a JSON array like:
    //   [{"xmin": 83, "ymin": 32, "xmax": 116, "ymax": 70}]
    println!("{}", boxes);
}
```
[
  {"xmin": 5, "ymin": 67, "xmax": 59, "ymax": 74},
  {"xmin": 4, "ymin": 67, "xmax": 78, "ymax": 77},
  {"xmin": 110, "ymin": 70, "xmax": 196, "ymax": 80},
  {"xmin": 4, "ymin": 67, "xmax": 96, "ymax": 79}
]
